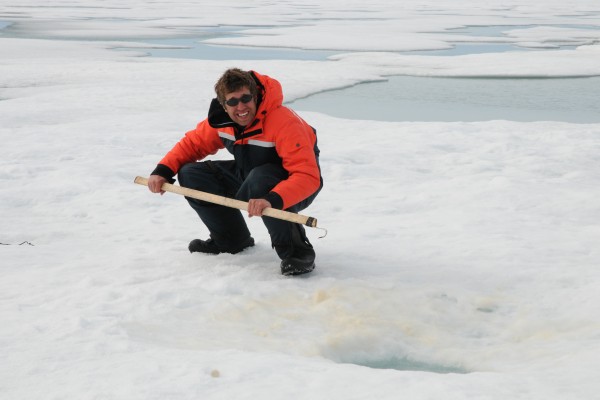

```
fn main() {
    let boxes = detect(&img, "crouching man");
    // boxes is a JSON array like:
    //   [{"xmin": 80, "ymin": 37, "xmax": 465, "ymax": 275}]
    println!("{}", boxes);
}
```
[{"xmin": 147, "ymin": 68, "xmax": 323, "ymax": 275}]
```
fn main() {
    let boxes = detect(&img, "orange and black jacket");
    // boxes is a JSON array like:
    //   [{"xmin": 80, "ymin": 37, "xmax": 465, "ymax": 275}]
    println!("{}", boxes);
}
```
[{"xmin": 151, "ymin": 71, "xmax": 323, "ymax": 210}]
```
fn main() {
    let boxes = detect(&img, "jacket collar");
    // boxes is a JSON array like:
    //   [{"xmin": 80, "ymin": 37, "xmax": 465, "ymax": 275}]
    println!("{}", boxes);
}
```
[{"xmin": 207, "ymin": 98, "xmax": 238, "ymax": 128}]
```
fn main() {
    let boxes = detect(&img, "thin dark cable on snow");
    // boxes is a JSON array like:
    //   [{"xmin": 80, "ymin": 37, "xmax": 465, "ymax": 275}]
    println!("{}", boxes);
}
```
[{"xmin": 0, "ymin": 241, "xmax": 35, "ymax": 246}]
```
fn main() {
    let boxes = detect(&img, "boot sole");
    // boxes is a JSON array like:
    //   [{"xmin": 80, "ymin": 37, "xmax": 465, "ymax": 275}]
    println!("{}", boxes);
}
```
[{"xmin": 281, "ymin": 261, "xmax": 315, "ymax": 276}]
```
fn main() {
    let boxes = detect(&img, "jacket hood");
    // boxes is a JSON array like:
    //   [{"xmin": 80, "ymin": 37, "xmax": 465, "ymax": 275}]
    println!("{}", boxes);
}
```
[
  {"xmin": 252, "ymin": 70, "xmax": 284, "ymax": 113},
  {"xmin": 207, "ymin": 71, "xmax": 283, "ymax": 129}
]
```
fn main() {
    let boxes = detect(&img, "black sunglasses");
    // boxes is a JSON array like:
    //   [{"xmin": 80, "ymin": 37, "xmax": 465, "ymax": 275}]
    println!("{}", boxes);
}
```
[{"xmin": 225, "ymin": 93, "xmax": 253, "ymax": 107}]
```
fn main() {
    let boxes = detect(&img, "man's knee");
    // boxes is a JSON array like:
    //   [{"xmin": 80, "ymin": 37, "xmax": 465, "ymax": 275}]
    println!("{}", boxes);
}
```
[
  {"xmin": 237, "ymin": 164, "xmax": 287, "ymax": 200},
  {"xmin": 177, "ymin": 163, "xmax": 196, "ymax": 186},
  {"xmin": 177, "ymin": 162, "xmax": 214, "ymax": 189}
]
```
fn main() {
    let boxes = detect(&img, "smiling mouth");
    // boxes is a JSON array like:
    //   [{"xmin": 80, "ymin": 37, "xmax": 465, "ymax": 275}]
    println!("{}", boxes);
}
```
[{"xmin": 237, "ymin": 111, "xmax": 249, "ymax": 118}]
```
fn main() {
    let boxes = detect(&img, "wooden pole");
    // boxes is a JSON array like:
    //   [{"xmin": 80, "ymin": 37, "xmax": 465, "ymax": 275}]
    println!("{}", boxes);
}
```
[{"xmin": 134, "ymin": 176, "xmax": 319, "ymax": 228}]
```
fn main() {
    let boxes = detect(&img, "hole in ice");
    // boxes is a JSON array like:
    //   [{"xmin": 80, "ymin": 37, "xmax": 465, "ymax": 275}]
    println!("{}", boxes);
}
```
[{"xmin": 337, "ymin": 356, "xmax": 468, "ymax": 374}]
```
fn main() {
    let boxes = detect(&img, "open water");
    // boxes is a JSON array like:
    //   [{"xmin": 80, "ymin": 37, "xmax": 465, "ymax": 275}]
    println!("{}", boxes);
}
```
[
  {"xmin": 288, "ymin": 75, "xmax": 600, "ymax": 123},
  {"xmin": 2, "ymin": 20, "xmax": 599, "ymax": 123}
]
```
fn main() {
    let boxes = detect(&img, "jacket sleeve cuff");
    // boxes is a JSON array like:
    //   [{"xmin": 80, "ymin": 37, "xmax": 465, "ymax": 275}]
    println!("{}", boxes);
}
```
[
  {"xmin": 151, "ymin": 164, "xmax": 176, "ymax": 183},
  {"xmin": 263, "ymin": 191, "xmax": 284, "ymax": 210}
]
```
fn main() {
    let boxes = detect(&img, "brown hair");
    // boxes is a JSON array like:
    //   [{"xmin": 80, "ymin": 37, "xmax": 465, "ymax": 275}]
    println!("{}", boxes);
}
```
[{"xmin": 214, "ymin": 68, "xmax": 258, "ymax": 106}]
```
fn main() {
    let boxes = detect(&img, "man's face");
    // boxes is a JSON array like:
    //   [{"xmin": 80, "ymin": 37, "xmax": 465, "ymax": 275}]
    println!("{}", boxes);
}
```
[{"xmin": 223, "ymin": 87, "xmax": 257, "ymax": 127}]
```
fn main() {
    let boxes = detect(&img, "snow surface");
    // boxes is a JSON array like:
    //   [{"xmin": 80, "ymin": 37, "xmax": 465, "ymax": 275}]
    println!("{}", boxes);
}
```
[{"xmin": 1, "ymin": 1, "xmax": 600, "ymax": 399}]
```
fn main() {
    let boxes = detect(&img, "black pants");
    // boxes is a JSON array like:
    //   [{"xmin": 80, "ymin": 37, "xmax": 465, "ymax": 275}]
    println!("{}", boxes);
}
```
[{"xmin": 177, "ymin": 161, "xmax": 319, "ymax": 259}]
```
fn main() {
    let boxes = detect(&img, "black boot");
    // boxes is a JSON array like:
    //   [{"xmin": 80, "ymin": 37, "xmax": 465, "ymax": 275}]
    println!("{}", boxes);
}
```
[
  {"xmin": 189, "ymin": 236, "xmax": 254, "ymax": 254},
  {"xmin": 276, "ymin": 224, "xmax": 316, "ymax": 276},
  {"xmin": 280, "ymin": 246, "xmax": 316, "ymax": 276}
]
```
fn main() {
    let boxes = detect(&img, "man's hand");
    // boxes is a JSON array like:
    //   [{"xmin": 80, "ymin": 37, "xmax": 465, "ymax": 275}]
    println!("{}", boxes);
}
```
[
  {"xmin": 247, "ymin": 198, "xmax": 271, "ymax": 217},
  {"xmin": 148, "ymin": 174, "xmax": 167, "ymax": 194}
]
